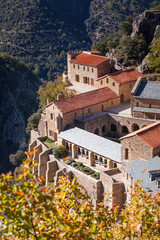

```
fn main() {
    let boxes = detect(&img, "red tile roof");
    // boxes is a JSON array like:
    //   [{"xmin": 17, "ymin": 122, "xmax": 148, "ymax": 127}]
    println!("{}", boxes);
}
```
[
  {"xmin": 107, "ymin": 68, "xmax": 146, "ymax": 85},
  {"xmin": 84, "ymin": 51, "xmax": 101, "ymax": 54},
  {"xmin": 121, "ymin": 121, "xmax": 160, "ymax": 148},
  {"xmin": 71, "ymin": 52, "xmax": 109, "ymax": 67},
  {"xmin": 53, "ymin": 87, "xmax": 118, "ymax": 114}
]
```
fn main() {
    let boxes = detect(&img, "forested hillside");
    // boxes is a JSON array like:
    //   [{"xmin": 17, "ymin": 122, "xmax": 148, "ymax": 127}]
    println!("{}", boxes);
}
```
[
  {"xmin": 0, "ymin": 53, "xmax": 40, "ymax": 172},
  {"xmin": 0, "ymin": 0, "xmax": 153, "ymax": 81},
  {"xmin": 0, "ymin": 0, "xmax": 91, "ymax": 81},
  {"xmin": 86, "ymin": 0, "xmax": 153, "ymax": 43}
]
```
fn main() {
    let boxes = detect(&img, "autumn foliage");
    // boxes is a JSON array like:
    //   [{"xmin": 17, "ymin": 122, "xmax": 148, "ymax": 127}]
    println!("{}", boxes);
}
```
[
  {"xmin": 37, "ymin": 77, "xmax": 76, "ymax": 108},
  {"xmin": 0, "ymin": 152, "xmax": 159, "ymax": 239}
]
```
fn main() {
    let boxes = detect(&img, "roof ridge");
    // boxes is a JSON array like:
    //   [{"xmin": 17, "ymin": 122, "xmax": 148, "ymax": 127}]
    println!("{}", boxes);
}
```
[{"xmin": 53, "ymin": 87, "xmax": 113, "ymax": 103}]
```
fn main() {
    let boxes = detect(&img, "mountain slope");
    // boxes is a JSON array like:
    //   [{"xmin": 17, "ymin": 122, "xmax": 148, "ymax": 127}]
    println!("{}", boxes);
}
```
[
  {"xmin": 86, "ymin": 0, "xmax": 153, "ymax": 43},
  {"xmin": 0, "ymin": 0, "xmax": 91, "ymax": 80},
  {"xmin": 0, "ymin": 53, "xmax": 40, "ymax": 172}
]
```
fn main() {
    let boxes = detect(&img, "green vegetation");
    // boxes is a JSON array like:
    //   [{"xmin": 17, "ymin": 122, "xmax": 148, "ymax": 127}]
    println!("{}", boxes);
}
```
[
  {"xmin": 37, "ymin": 77, "xmax": 76, "ymax": 108},
  {"xmin": 9, "ymin": 150, "xmax": 26, "ymax": 166},
  {"xmin": 92, "ymin": 16, "xmax": 148, "ymax": 66},
  {"xmin": 0, "ymin": 0, "xmax": 91, "ymax": 81},
  {"xmin": 86, "ymin": 0, "xmax": 152, "ymax": 43},
  {"xmin": 42, "ymin": 138, "xmax": 55, "ymax": 149},
  {"xmin": 69, "ymin": 161, "xmax": 99, "ymax": 179},
  {"xmin": 0, "ymin": 154, "xmax": 159, "ymax": 239},
  {"xmin": 26, "ymin": 109, "xmax": 42, "ymax": 135},
  {"xmin": 91, "ymin": 172, "xmax": 100, "ymax": 180},
  {"xmin": 150, "ymin": 0, "xmax": 160, "ymax": 9},
  {"xmin": 52, "ymin": 145, "xmax": 68, "ymax": 159},
  {"xmin": 148, "ymin": 38, "xmax": 160, "ymax": 72}
]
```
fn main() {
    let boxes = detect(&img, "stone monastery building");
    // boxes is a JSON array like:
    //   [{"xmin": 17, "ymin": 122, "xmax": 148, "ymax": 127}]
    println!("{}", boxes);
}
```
[{"xmin": 31, "ymin": 51, "xmax": 160, "ymax": 208}]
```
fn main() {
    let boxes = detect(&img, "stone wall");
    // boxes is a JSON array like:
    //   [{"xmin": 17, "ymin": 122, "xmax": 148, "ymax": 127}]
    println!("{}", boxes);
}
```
[
  {"xmin": 100, "ymin": 170, "xmax": 125, "ymax": 208},
  {"xmin": 121, "ymin": 135, "xmax": 153, "ymax": 161},
  {"xmin": 97, "ymin": 60, "xmax": 110, "ymax": 78},
  {"xmin": 107, "ymin": 113, "xmax": 156, "ymax": 136},
  {"xmin": 119, "ymin": 81, "xmax": 136, "ymax": 102},
  {"xmin": 62, "ymin": 97, "xmax": 120, "ymax": 130}
]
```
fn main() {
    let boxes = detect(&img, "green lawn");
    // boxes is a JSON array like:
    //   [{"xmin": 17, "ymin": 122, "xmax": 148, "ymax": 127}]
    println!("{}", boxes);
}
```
[{"xmin": 42, "ymin": 138, "xmax": 55, "ymax": 149}]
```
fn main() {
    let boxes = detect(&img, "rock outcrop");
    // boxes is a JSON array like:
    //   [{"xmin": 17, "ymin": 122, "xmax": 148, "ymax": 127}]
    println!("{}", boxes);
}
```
[
  {"xmin": 0, "ymin": 54, "xmax": 40, "ymax": 172},
  {"xmin": 132, "ymin": 10, "xmax": 160, "ymax": 44}
]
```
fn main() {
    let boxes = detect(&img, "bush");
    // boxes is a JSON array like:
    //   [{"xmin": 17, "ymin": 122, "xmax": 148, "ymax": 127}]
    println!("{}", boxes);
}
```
[
  {"xmin": 76, "ymin": 162, "xmax": 84, "ymax": 167},
  {"xmin": 52, "ymin": 145, "xmax": 67, "ymax": 159},
  {"xmin": 9, "ymin": 150, "xmax": 26, "ymax": 166},
  {"xmin": 26, "ymin": 109, "xmax": 42, "ymax": 135},
  {"xmin": 83, "ymin": 167, "xmax": 95, "ymax": 175},
  {"xmin": 91, "ymin": 172, "xmax": 100, "ymax": 180}
]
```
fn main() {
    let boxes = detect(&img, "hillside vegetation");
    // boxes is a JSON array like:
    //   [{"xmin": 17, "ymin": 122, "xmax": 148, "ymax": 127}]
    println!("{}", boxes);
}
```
[
  {"xmin": 0, "ymin": 0, "xmax": 153, "ymax": 81},
  {"xmin": 0, "ymin": 0, "xmax": 91, "ymax": 81},
  {"xmin": 0, "ymin": 53, "xmax": 40, "ymax": 172},
  {"xmin": 86, "ymin": 0, "xmax": 152, "ymax": 43}
]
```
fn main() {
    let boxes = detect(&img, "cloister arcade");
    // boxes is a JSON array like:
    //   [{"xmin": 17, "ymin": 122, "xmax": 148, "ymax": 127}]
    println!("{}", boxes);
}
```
[{"xmin": 63, "ymin": 140, "xmax": 118, "ymax": 170}]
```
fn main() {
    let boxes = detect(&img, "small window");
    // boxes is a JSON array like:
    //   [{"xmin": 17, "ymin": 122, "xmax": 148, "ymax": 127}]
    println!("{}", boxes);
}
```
[
  {"xmin": 112, "ymin": 82, "xmax": 115, "ymax": 86},
  {"xmin": 106, "ymin": 78, "xmax": 109, "ymax": 83},
  {"xmin": 83, "ymin": 77, "xmax": 88, "ymax": 84},
  {"xmin": 78, "ymin": 65, "xmax": 80, "ymax": 69},
  {"xmin": 83, "ymin": 66, "xmax": 85, "ymax": 71},
  {"xmin": 92, "ymin": 68, "xmax": 94, "ymax": 73},
  {"xmin": 50, "ymin": 113, "xmax": 53, "ymax": 120},
  {"xmin": 91, "ymin": 78, "xmax": 94, "ymax": 85},
  {"xmin": 149, "ymin": 103, "xmax": 152, "ymax": 108},
  {"xmin": 75, "ymin": 75, "xmax": 79, "ymax": 82},
  {"xmin": 125, "ymin": 148, "xmax": 129, "ymax": 160},
  {"xmin": 101, "ymin": 80, "xmax": 103, "ymax": 85},
  {"xmin": 49, "ymin": 130, "xmax": 52, "ymax": 136},
  {"xmin": 136, "ymin": 102, "xmax": 139, "ymax": 107},
  {"xmin": 87, "ymin": 67, "xmax": 89, "ymax": 72},
  {"xmin": 73, "ymin": 64, "xmax": 75, "ymax": 68}
]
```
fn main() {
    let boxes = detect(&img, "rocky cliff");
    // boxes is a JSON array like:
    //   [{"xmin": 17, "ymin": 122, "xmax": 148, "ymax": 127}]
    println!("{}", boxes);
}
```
[
  {"xmin": 0, "ymin": 53, "xmax": 40, "ymax": 172},
  {"xmin": 132, "ymin": 10, "xmax": 160, "ymax": 44}
]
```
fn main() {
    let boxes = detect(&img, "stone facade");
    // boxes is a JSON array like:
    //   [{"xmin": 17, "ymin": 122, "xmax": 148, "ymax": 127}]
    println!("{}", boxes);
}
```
[
  {"xmin": 67, "ymin": 52, "xmax": 110, "ymax": 87},
  {"xmin": 121, "ymin": 135, "xmax": 153, "ymax": 161}
]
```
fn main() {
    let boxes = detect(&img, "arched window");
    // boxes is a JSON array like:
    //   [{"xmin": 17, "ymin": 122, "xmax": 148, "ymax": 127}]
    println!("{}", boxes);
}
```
[
  {"xmin": 94, "ymin": 128, "xmax": 99, "ymax": 135},
  {"xmin": 104, "ymin": 159, "xmax": 107, "ymax": 168},
  {"xmin": 122, "ymin": 126, "xmax": 129, "ymax": 134},
  {"xmin": 111, "ymin": 124, "xmax": 117, "ymax": 132},
  {"xmin": 114, "ymin": 163, "xmax": 117, "ymax": 168},
  {"xmin": 102, "ymin": 125, "xmax": 106, "ymax": 133},
  {"xmin": 99, "ymin": 157, "xmax": 103, "ymax": 166},
  {"xmin": 95, "ymin": 155, "xmax": 98, "ymax": 164},
  {"xmin": 131, "ymin": 123, "xmax": 139, "ymax": 132}
]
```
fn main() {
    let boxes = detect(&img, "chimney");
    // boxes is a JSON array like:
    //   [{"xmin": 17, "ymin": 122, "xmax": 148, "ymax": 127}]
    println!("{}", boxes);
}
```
[
  {"xmin": 47, "ymin": 98, "xmax": 50, "ymax": 105},
  {"xmin": 57, "ymin": 93, "xmax": 62, "ymax": 101}
]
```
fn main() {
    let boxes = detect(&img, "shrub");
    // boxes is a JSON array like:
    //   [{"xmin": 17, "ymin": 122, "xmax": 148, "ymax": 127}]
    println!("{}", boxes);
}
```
[
  {"xmin": 71, "ymin": 162, "xmax": 77, "ymax": 167},
  {"xmin": 52, "ymin": 145, "xmax": 67, "ymax": 159},
  {"xmin": 9, "ymin": 150, "xmax": 26, "ymax": 166},
  {"xmin": 76, "ymin": 162, "xmax": 84, "ymax": 167},
  {"xmin": 91, "ymin": 172, "xmax": 100, "ymax": 180}
]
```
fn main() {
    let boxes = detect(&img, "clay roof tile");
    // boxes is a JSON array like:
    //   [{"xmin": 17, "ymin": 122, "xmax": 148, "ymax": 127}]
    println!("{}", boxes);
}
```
[
  {"xmin": 107, "ymin": 68, "xmax": 146, "ymax": 85},
  {"xmin": 53, "ymin": 87, "xmax": 118, "ymax": 114},
  {"xmin": 71, "ymin": 52, "xmax": 109, "ymax": 67}
]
